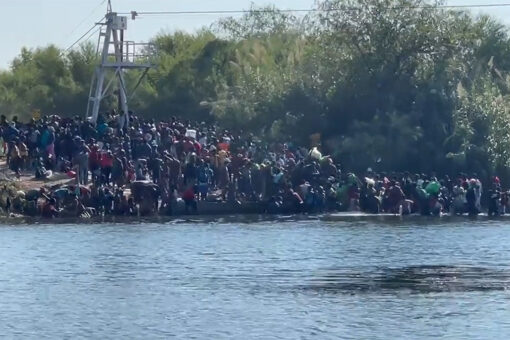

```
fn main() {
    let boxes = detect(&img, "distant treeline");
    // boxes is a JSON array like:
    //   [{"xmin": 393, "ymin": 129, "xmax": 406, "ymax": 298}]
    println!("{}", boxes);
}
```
[{"xmin": 2, "ymin": 0, "xmax": 510, "ymax": 178}]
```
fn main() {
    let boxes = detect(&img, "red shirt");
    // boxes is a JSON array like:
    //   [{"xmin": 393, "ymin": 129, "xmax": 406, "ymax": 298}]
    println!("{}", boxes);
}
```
[
  {"xmin": 218, "ymin": 142, "xmax": 229, "ymax": 151},
  {"xmin": 89, "ymin": 149, "xmax": 101, "ymax": 167},
  {"xmin": 182, "ymin": 187, "xmax": 195, "ymax": 201},
  {"xmin": 194, "ymin": 142, "xmax": 202, "ymax": 154},
  {"xmin": 183, "ymin": 140, "xmax": 195, "ymax": 153},
  {"xmin": 101, "ymin": 153, "xmax": 114, "ymax": 168}
]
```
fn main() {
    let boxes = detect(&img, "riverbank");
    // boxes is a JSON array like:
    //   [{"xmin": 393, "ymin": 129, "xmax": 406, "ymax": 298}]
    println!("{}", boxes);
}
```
[
  {"xmin": 0, "ymin": 160, "xmax": 74, "ymax": 190},
  {"xmin": 0, "ymin": 158, "xmax": 500, "ymax": 221},
  {"xmin": 1, "ymin": 210, "xmax": 509, "ymax": 226},
  {"xmin": 0, "ymin": 165, "xmax": 502, "ymax": 220}
]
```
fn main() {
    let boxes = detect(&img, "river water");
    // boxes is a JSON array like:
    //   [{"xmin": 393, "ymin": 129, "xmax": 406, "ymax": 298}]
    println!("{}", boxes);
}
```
[{"xmin": 1, "ymin": 217, "xmax": 510, "ymax": 339}]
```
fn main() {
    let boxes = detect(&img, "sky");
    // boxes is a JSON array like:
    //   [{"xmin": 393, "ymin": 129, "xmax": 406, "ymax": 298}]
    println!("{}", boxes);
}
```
[{"xmin": 1, "ymin": 0, "xmax": 510, "ymax": 69}]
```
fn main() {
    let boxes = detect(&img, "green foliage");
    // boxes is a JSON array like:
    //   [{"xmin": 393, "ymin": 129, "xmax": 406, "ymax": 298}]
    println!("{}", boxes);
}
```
[
  {"xmin": 2, "ymin": 0, "xmax": 510, "ymax": 175},
  {"xmin": 0, "ymin": 43, "xmax": 97, "ymax": 118},
  {"xmin": 214, "ymin": 4, "xmax": 300, "ymax": 39},
  {"xmin": 453, "ymin": 73, "xmax": 510, "ymax": 171}
]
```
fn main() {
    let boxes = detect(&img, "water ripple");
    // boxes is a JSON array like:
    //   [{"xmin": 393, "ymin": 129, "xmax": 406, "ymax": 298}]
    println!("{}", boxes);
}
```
[{"xmin": 1, "ymin": 220, "xmax": 510, "ymax": 338}]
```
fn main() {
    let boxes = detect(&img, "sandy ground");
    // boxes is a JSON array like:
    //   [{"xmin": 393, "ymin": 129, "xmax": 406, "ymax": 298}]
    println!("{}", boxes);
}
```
[{"xmin": 0, "ymin": 159, "xmax": 73, "ymax": 191}]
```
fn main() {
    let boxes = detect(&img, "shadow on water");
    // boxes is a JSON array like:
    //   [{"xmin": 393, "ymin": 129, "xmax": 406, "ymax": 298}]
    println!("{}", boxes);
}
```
[{"xmin": 301, "ymin": 265, "xmax": 510, "ymax": 294}]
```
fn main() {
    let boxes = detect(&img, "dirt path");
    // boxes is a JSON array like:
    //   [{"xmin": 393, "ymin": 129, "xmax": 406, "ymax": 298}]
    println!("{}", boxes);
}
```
[{"xmin": 0, "ymin": 159, "xmax": 73, "ymax": 191}]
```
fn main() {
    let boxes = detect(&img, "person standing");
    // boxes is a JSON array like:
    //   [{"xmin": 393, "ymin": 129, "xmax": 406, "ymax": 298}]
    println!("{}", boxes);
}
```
[
  {"xmin": 101, "ymin": 150, "xmax": 114, "ymax": 185},
  {"xmin": 111, "ymin": 151, "xmax": 125, "ymax": 187},
  {"xmin": 17, "ymin": 138, "xmax": 29, "ymax": 171},
  {"xmin": 8, "ymin": 140, "xmax": 21, "ymax": 178},
  {"xmin": 73, "ymin": 138, "xmax": 90, "ymax": 186}
]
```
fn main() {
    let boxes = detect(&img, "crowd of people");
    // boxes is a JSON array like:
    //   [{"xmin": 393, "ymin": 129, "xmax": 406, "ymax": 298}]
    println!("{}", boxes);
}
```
[{"xmin": 0, "ymin": 112, "xmax": 508, "ymax": 219}]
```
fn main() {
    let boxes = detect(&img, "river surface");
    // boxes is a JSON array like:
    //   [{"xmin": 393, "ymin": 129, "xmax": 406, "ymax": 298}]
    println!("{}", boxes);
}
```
[{"xmin": 1, "ymin": 217, "xmax": 510, "ymax": 339}]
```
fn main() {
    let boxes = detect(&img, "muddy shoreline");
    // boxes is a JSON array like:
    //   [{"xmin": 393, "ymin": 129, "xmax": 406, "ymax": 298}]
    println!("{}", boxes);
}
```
[{"xmin": 0, "ymin": 211, "xmax": 508, "ymax": 226}]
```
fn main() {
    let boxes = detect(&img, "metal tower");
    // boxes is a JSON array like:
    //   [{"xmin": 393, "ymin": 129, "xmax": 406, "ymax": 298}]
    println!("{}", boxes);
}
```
[{"xmin": 86, "ymin": 1, "xmax": 154, "ymax": 128}]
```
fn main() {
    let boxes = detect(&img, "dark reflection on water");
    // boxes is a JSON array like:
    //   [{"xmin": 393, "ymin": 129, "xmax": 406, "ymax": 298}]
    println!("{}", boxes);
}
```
[
  {"xmin": 1, "ymin": 219, "xmax": 510, "ymax": 339},
  {"xmin": 304, "ymin": 265, "xmax": 510, "ymax": 294}
]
